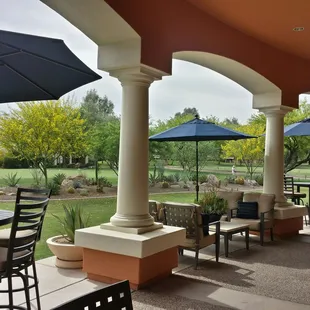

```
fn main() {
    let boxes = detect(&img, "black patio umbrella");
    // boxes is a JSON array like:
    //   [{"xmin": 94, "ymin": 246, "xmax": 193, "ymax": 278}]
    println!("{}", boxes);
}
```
[
  {"xmin": 0, "ymin": 30, "xmax": 101, "ymax": 103},
  {"xmin": 149, "ymin": 115, "xmax": 256, "ymax": 201}
]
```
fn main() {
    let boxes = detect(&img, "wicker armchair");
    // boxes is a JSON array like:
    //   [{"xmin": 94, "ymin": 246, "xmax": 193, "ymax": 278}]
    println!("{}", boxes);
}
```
[{"xmin": 163, "ymin": 201, "xmax": 220, "ymax": 269}]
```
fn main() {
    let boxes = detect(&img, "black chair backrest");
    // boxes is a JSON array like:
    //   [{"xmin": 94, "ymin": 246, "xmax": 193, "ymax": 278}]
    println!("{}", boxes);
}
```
[
  {"xmin": 5, "ymin": 188, "xmax": 51, "ymax": 272},
  {"xmin": 51, "ymin": 280, "xmax": 133, "ymax": 310},
  {"xmin": 284, "ymin": 176, "xmax": 294, "ymax": 194},
  {"xmin": 16, "ymin": 187, "xmax": 51, "ymax": 241}
]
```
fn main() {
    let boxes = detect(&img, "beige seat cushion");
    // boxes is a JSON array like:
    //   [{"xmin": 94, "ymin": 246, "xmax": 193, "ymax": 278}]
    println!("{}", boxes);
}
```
[
  {"xmin": 230, "ymin": 218, "xmax": 272, "ymax": 231},
  {"xmin": 181, "ymin": 231, "xmax": 216, "ymax": 248},
  {"xmin": 258, "ymin": 194, "xmax": 275, "ymax": 216},
  {"xmin": 243, "ymin": 192, "xmax": 275, "ymax": 219},
  {"xmin": 243, "ymin": 192, "xmax": 261, "ymax": 203},
  {"xmin": 0, "ymin": 247, "xmax": 30, "ymax": 271},
  {"xmin": 0, "ymin": 229, "xmax": 35, "ymax": 247},
  {"xmin": 217, "ymin": 191, "xmax": 244, "ymax": 210}
]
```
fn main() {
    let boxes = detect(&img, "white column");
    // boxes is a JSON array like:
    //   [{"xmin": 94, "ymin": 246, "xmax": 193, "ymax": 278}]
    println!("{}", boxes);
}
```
[
  {"xmin": 110, "ymin": 73, "xmax": 155, "ymax": 228},
  {"xmin": 261, "ymin": 108, "xmax": 288, "ymax": 204}
]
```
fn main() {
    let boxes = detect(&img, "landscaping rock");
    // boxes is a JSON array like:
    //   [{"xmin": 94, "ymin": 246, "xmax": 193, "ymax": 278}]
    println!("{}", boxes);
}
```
[
  {"xmin": 245, "ymin": 179, "xmax": 259, "ymax": 187},
  {"xmin": 0, "ymin": 191, "xmax": 5, "ymax": 195},
  {"xmin": 61, "ymin": 179, "xmax": 74, "ymax": 188},
  {"xmin": 170, "ymin": 184, "xmax": 181, "ymax": 189},
  {"xmin": 207, "ymin": 174, "xmax": 220, "ymax": 187}
]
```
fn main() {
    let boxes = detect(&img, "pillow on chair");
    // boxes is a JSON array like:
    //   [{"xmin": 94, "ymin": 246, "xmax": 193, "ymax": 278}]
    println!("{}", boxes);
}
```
[
  {"xmin": 236, "ymin": 201, "xmax": 259, "ymax": 219},
  {"xmin": 201, "ymin": 214, "xmax": 209, "ymax": 236}
]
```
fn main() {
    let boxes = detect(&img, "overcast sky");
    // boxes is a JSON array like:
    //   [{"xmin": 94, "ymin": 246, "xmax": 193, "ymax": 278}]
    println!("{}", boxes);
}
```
[{"xmin": 0, "ymin": 0, "xmax": 308, "ymax": 124}]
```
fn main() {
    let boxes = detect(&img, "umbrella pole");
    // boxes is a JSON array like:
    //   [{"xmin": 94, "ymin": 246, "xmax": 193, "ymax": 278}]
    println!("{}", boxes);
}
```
[{"xmin": 196, "ymin": 141, "xmax": 199, "ymax": 202}]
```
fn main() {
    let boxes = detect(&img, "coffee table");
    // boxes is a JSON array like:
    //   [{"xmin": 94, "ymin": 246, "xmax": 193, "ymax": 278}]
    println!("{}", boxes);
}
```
[{"xmin": 210, "ymin": 221, "xmax": 250, "ymax": 257}]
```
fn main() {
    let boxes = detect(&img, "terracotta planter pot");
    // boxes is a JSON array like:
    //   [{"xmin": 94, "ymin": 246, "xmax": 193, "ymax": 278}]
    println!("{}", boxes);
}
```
[{"xmin": 46, "ymin": 235, "xmax": 83, "ymax": 269}]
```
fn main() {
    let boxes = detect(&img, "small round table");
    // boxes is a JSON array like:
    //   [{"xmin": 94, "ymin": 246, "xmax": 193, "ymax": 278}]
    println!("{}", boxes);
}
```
[{"xmin": 0, "ymin": 210, "xmax": 14, "ymax": 226}]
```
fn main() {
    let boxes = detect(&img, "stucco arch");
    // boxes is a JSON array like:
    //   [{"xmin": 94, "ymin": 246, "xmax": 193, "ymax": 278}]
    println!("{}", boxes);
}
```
[
  {"xmin": 41, "ymin": 0, "xmax": 139, "ymax": 45},
  {"xmin": 174, "ymin": 51, "xmax": 280, "ymax": 96}
]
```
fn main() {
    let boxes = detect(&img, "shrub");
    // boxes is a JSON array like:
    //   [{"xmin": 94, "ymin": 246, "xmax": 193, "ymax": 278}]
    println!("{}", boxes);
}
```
[
  {"xmin": 173, "ymin": 172, "xmax": 182, "ymax": 182},
  {"xmin": 80, "ymin": 189, "xmax": 89, "ymax": 196},
  {"xmin": 199, "ymin": 174, "xmax": 208, "ymax": 184},
  {"xmin": 86, "ymin": 178, "xmax": 97, "ymax": 186},
  {"xmin": 30, "ymin": 169, "xmax": 44, "ymax": 188},
  {"xmin": 48, "ymin": 181, "xmax": 61, "ymax": 195},
  {"xmin": 73, "ymin": 180, "xmax": 82, "ymax": 189},
  {"xmin": 52, "ymin": 173, "xmax": 66, "ymax": 186},
  {"xmin": 149, "ymin": 164, "xmax": 160, "ymax": 186},
  {"xmin": 161, "ymin": 181, "xmax": 169, "ymax": 188},
  {"xmin": 224, "ymin": 175, "xmax": 235, "ymax": 184},
  {"xmin": 3, "ymin": 156, "xmax": 29, "ymax": 169},
  {"xmin": 3, "ymin": 172, "xmax": 21, "ymax": 187},
  {"xmin": 254, "ymin": 174, "xmax": 264, "ymax": 186},
  {"xmin": 67, "ymin": 187, "xmax": 75, "ymax": 194},
  {"xmin": 235, "ymin": 176, "xmax": 245, "ymax": 185},
  {"xmin": 98, "ymin": 177, "xmax": 112, "ymax": 188},
  {"xmin": 163, "ymin": 174, "xmax": 175, "ymax": 183},
  {"xmin": 53, "ymin": 204, "xmax": 90, "ymax": 243}
]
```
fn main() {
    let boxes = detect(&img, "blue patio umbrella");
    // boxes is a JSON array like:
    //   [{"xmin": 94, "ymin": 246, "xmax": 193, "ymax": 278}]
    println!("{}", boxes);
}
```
[
  {"xmin": 0, "ymin": 30, "xmax": 101, "ymax": 103},
  {"xmin": 149, "ymin": 115, "xmax": 256, "ymax": 201},
  {"xmin": 284, "ymin": 118, "xmax": 310, "ymax": 136}
]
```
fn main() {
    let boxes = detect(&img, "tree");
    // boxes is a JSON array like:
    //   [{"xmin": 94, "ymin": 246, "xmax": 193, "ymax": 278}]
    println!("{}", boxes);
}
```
[
  {"xmin": 80, "ymin": 89, "xmax": 114, "ymax": 127},
  {"xmin": 222, "ymin": 117, "xmax": 240, "ymax": 127},
  {"xmin": 0, "ymin": 100, "xmax": 87, "ymax": 186},
  {"xmin": 222, "ymin": 124, "xmax": 265, "ymax": 179},
  {"xmin": 248, "ymin": 99, "xmax": 310, "ymax": 173},
  {"xmin": 81, "ymin": 90, "xmax": 116, "ymax": 180},
  {"xmin": 283, "ymin": 99, "xmax": 310, "ymax": 172},
  {"xmin": 89, "ymin": 117, "xmax": 120, "ymax": 178},
  {"xmin": 149, "ymin": 114, "xmax": 193, "ymax": 165},
  {"xmin": 174, "ymin": 107, "xmax": 199, "ymax": 118}
]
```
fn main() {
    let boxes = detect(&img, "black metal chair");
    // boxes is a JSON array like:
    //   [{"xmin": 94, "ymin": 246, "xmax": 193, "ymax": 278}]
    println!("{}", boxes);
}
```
[
  {"xmin": 0, "ymin": 188, "xmax": 51, "ymax": 310},
  {"xmin": 51, "ymin": 280, "xmax": 133, "ymax": 310},
  {"xmin": 284, "ymin": 176, "xmax": 306, "ymax": 205}
]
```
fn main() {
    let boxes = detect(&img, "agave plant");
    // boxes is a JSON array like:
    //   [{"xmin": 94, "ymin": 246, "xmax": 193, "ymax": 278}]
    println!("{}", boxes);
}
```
[{"xmin": 53, "ymin": 204, "xmax": 90, "ymax": 243}]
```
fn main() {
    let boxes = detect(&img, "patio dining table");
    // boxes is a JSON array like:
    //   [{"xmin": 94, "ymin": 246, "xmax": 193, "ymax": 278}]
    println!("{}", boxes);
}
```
[
  {"xmin": 0, "ymin": 210, "xmax": 14, "ymax": 226},
  {"xmin": 294, "ymin": 182, "xmax": 310, "ymax": 204}
]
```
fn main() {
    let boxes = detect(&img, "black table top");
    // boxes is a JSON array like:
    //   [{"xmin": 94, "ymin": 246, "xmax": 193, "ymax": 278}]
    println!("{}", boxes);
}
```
[{"xmin": 0, "ymin": 210, "xmax": 14, "ymax": 225}]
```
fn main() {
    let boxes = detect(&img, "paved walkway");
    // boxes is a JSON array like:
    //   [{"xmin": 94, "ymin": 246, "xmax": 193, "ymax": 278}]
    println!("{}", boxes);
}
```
[{"xmin": 1, "ymin": 232, "xmax": 310, "ymax": 310}]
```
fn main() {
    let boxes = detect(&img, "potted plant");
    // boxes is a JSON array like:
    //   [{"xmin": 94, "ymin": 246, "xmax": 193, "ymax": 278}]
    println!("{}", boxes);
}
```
[
  {"xmin": 46, "ymin": 204, "xmax": 90, "ymax": 269},
  {"xmin": 197, "ymin": 189, "xmax": 228, "ymax": 229}
]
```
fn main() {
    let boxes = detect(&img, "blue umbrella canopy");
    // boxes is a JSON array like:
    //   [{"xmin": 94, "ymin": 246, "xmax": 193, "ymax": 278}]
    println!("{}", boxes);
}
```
[
  {"xmin": 149, "ymin": 115, "xmax": 256, "ymax": 141},
  {"xmin": 0, "ymin": 30, "xmax": 101, "ymax": 103},
  {"xmin": 284, "ymin": 118, "xmax": 310, "ymax": 136},
  {"xmin": 149, "ymin": 115, "xmax": 256, "ymax": 201}
]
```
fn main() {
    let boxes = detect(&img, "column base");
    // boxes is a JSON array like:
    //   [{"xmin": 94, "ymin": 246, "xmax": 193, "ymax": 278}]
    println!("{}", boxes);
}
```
[
  {"xmin": 84, "ymin": 247, "xmax": 177, "ymax": 289},
  {"xmin": 100, "ymin": 222, "xmax": 163, "ymax": 234},
  {"xmin": 75, "ymin": 225, "xmax": 185, "ymax": 289},
  {"xmin": 273, "ymin": 204, "xmax": 307, "ymax": 237}
]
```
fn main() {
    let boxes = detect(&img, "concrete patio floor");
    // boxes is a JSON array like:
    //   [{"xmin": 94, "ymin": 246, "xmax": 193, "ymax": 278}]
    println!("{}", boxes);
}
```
[{"xmin": 1, "ymin": 227, "xmax": 310, "ymax": 310}]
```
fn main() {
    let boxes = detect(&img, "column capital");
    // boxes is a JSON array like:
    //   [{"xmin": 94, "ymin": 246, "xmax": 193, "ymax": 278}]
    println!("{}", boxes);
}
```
[
  {"xmin": 109, "ymin": 64, "xmax": 167, "ymax": 87},
  {"xmin": 259, "ymin": 105, "xmax": 293, "ymax": 117}
]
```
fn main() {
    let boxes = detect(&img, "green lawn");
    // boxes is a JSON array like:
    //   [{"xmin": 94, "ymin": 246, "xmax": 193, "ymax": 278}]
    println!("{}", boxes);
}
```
[
  {"xmin": 0, "ymin": 167, "xmax": 119, "ymax": 186},
  {"xmin": 1, "ymin": 161, "xmax": 310, "ymax": 188},
  {"xmin": 0, "ymin": 193, "xmax": 196, "ymax": 260}
]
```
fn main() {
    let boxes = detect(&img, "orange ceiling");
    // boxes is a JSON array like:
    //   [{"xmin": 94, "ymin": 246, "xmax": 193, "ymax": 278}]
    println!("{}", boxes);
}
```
[{"xmin": 188, "ymin": 0, "xmax": 310, "ymax": 59}]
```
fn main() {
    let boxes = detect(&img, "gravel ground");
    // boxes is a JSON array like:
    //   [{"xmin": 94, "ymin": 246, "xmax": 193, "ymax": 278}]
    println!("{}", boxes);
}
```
[{"xmin": 179, "ymin": 236, "xmax": 310, "ymax": 305}]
